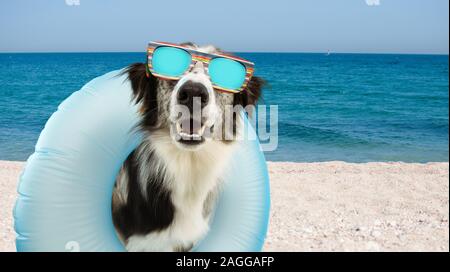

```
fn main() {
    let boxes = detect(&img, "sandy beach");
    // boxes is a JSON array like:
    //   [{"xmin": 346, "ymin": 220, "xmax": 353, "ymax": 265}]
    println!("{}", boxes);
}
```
[{"xmin": 0, "ymin": 160, "xmax": 448, "ymax": 252}]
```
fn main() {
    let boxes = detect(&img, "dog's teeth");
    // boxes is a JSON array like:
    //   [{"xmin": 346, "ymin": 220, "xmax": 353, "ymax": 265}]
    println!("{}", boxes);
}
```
[
  {"xmin": 178, "ymin": 131, "xmax": 202, "ymax": 140},
  {"xmin": 198, "ymin": 126, "xmax": 206, "ymax": 135}
]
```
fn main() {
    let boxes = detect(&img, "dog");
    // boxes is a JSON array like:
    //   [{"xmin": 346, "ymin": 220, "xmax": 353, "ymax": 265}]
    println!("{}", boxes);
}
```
[{"xmin": 111, "ymin": 42, "xmax": 264, "ymax": 252}]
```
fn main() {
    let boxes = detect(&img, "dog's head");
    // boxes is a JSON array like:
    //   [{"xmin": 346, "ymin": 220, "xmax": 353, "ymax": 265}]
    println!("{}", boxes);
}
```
[{"xmin": 126, "ymin": 42, "xmax": 264, "ymax": 151}]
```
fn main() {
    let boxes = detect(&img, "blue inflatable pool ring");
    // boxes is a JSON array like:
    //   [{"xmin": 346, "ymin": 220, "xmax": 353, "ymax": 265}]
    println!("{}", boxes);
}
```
[{"xmin": 13, "ymin": 69, "xmax": 271, "ymax": 252}]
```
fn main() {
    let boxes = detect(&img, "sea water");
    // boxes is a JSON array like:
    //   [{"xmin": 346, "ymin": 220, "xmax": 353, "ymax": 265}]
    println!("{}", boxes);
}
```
[{"xmin": 0, "ymin": 53, "xmax": 448, "ymax": 162}]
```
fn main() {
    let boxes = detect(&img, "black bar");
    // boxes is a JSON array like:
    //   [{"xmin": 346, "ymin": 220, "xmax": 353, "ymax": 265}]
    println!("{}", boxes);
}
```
[{"xmin": 0, "ymin": 252, "xmax": 447, "ymax": 270}]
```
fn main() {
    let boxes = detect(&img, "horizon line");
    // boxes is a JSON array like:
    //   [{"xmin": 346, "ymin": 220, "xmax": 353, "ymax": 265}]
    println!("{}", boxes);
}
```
[{"xmin": 0, "ymin": 50, "xmax": 448, "ymax": 56}]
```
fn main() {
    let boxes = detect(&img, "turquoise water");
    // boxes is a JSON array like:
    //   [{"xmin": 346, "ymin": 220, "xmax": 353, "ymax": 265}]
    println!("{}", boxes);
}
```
[{"xmin": 0, "ymin": 53, "xmax": 448, "ymax": 162}]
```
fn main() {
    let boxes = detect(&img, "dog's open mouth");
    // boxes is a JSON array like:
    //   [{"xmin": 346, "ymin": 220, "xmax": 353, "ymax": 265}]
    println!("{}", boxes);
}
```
[{"xmin": 174, "ymin": 118, "xmax": 206, "ymax": 145}]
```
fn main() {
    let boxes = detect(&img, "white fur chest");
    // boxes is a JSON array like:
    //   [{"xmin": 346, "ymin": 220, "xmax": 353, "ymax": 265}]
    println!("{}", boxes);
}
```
[{"xmin": 125, "ymin": 133, "xmax": 234, "ymax": 252}]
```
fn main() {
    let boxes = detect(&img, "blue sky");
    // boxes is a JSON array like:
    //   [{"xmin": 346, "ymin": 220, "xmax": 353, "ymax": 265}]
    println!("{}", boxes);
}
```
[{"xmin": 0, "ymin": 0, "xmax": 448, "ymax": 54}]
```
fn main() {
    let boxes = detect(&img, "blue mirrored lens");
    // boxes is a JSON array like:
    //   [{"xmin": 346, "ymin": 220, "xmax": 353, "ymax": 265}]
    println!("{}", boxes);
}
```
[
  {"xmin": 152, "ymin": 47, "xmax": 191, "ymax": 77},
  {"xmin": 209, "ymin": 58, "xmax": 246, "ymax": 90}
]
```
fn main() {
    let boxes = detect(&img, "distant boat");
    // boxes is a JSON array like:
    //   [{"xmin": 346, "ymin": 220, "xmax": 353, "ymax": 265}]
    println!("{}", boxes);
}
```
[{"xmin": 326, "ymin": 51, "xmax": 331, "ymax": 56}]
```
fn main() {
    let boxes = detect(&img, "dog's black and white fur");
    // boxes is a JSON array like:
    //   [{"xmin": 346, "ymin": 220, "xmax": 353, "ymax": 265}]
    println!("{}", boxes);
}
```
[{"xmin": 111, "ymin": 43, "xmax": 264, "ymax": 252}]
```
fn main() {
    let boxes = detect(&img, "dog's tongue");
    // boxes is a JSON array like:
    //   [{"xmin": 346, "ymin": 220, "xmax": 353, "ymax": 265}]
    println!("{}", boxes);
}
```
[{"xmin": 181, "ymin": 118, "xmax": 202, "ymax": 135}]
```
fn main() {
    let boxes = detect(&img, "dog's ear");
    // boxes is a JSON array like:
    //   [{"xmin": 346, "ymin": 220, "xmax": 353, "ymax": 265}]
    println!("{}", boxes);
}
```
[
  {"xmin": 233, "ymin": 76, "xmax": 265, "ymax": 108},
  {"xmin": 123, "ymin": 63, "xmax": 159, "ymax": 129}
]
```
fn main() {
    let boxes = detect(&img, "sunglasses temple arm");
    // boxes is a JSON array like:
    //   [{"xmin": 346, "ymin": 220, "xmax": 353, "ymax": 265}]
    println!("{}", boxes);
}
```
[{"xmin": 145, "ymin": 62, "xmax": 150, "ymax": 78}]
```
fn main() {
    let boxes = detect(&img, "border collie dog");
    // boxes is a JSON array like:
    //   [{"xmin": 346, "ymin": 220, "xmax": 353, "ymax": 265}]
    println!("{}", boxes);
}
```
[{"xmin": 112, "ymin": 43, "xmax": 264, "ymax": 252}]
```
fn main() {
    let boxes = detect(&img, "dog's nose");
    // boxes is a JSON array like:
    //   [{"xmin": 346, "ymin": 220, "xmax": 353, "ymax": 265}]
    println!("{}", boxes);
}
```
[{"xmin": 177, "ymin": 81, "xmax": 209, "ymax": 109}]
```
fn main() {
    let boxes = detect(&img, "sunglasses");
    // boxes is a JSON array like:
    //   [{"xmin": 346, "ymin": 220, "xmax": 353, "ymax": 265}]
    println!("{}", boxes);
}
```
[{"xmin": 146, "ymin": 41, "xmax": 255, "ymax": 93}]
